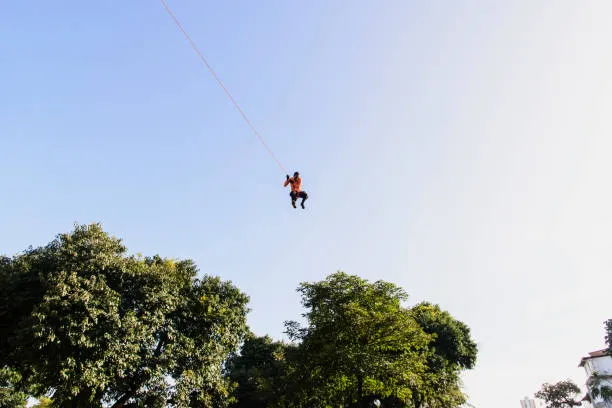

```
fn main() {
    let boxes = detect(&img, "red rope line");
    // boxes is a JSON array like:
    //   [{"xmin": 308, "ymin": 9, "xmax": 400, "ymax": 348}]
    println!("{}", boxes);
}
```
[{"xmin": 160, "ymin": 0, "xmax": 287, "ymax": 174}]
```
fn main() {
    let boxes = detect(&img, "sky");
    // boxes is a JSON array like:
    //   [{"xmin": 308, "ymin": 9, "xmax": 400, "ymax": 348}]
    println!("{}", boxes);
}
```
[{"xmin": 2, "ymin": 1, "xmax": 612, "ymax": 407}]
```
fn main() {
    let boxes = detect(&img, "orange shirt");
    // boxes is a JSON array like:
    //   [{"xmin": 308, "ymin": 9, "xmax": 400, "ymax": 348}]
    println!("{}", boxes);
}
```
[{"xmin": 283, "ymin": 176, "xmax": 302, "ymax": 193}]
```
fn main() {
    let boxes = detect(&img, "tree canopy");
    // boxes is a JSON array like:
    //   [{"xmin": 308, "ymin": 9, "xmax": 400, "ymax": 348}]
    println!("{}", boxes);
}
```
[
  {"xmin": 535, "ymin": 380, "xmax": 582, "ymax": 408},
  {"xmin": 282, "ymin": 272, "xmax": 477, "ymax": 408},
  {"xmin": 225, "ymin": 334, "xmax": 296, "ymax": 408},
  {"xmin": 0, "ymin": 367, "xmax": 27, "ymax": 408},
  {"xmin": 0, "ymin": 223, "xmax": 249, "ymax": 407},
  {"xmin": 1, "ymin": 225, "xmax": 478, "ymax": 408}
]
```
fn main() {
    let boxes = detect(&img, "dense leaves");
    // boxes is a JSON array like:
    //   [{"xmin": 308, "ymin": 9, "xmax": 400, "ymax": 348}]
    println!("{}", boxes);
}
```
[
  {"xmin": 32, "ymin": 397, "xmax": 53, "ymax": 407},
  {"xmin": 535, "ymin": 380, "xmax": 582, "ymax": 408},
  {"xmin": 0, "ymin": 224, "xmax": 249, "ymax": 407},
  {"xmin": 409, "ymin": 302, "xmax": 477, "ymax": 408},
  {"xmin": 1, "ymin": 226, "xmax": 478, "ymax": 408},
  {"xmin": 280, "ymin": 272, "xmax": 477, "ymax": 408},
  {"xmin": 0, "ymin": 367, "xmax": 27, "ymax": 408},
  {"xmin": 226, "ymin": 334, "xmax": 296, "ymax": 408}
]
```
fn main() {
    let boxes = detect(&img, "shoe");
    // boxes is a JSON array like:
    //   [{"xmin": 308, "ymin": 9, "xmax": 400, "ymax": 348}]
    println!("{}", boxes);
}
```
[
  {"xmin": 301, "ymin": 202, "xmax": 305, "ymax": 209},
  {"xmin": 292, "ymin": 201, "xmax": 296, "ymax": 208}
]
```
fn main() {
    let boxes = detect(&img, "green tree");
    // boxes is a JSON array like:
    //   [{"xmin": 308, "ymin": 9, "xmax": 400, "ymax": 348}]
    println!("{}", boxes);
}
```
[
  {"xmin": 0, "ymin": 367, "xmax": 27, "ymax": 408},
  {"xmin": 409, "ymin": 302, "xmax": 477, "ymax": 408},
  {"xmin": 284, "ymin": 272, "xmax": 477, "ymax": 408},
  {"xmin": 535, "ymin": 380, "xmax": 582, "ymax": 408},
  {"xmin": 0, "ymin": 223, "xmax": 249, "ymax": 408},
  {"xmin": 32, "ymin": 397, "xmax": 53, "ymax": 407},
  {"xmin": 226, "ymin": 334, "xmax": 296, "ymax": 408}
]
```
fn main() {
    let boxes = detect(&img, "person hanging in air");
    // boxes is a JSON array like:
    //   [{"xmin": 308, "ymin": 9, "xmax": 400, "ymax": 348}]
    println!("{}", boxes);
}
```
[{"xmin": 284, "ymin": 171, "xmax": 308, "ymax": 209}]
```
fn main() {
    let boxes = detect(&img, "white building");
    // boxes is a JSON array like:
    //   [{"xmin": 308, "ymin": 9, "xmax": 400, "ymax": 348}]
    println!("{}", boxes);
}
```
[
  {"xmin": 520, "ymin": 396, "xmax": 537, "ymax": 408},
  {"xmin": 579, "ymin": 349, "xmax": 612, "ymax": 408}
]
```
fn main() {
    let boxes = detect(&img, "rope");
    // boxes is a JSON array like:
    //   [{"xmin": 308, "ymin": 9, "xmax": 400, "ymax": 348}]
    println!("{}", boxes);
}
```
[{"xmin": 160, "ymin": 0, "xmax": 287, "ymax": 174}]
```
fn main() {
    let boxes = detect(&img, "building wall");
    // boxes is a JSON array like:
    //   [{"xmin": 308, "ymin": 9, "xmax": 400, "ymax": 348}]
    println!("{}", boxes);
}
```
[
  {"xmin": 520, "ymin": 397, "xmax": 537, "ymax": 408},
  {"xmin": 585, "ymin": 356, "xmax": 612, "ymax": 408},
  {"xmin": 591, "ymin": 356, "xmax": 612, "ymax": 376}
]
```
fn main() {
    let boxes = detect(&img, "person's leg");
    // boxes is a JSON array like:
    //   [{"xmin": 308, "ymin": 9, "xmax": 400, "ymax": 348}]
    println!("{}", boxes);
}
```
[
  {"xmin": 290, "ymin": 191, "xmax": 297, "ymax": 208},
  {"xmin": 299, "ymin": 191, "xmax": 308, "ymax": 209}
]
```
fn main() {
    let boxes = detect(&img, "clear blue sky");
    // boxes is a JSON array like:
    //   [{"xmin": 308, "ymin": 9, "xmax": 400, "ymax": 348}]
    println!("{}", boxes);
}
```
[{"xmin": 3, "ymin": 2, "xmax": 612, "ymax": 407}]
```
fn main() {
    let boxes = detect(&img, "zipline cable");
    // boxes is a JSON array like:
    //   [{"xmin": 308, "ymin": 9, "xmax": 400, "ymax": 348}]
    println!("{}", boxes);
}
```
[{"xmin": 160, "ymin": 0, "xmax": 287, "ymax": 174}]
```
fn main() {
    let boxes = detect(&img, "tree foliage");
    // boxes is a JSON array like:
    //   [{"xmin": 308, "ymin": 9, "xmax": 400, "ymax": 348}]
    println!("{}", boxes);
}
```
[
  {"xmin": 409, "ymin": 302, "xmax": 477, "ymax": 408},
  {"xmin": 2, "ymin": 226, "xmax": 478, "ymax": 408},
  {"xmin": 32, "ymin": 397, "xmax": 53, "ymax": 408},
  {"xmin": 0, "ymin": 366, "xmax": 27, "ymax": 408},
  {"xmin": 226, "ymin": 334, "xmax": 296, "ymax": 408},
  {"xmin": 281, "ymin": 272, "xmax": 477, "ymax": 408},
  {"xmin": 535, "ymin": 380, "xmax": 582, "ymax": 408},
  {"xmin": 0, "ymin": 223, "xmax": 249, "ymax": 408}
]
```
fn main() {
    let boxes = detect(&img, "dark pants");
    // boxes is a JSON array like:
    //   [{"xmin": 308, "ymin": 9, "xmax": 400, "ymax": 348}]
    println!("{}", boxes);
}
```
[{"xmin": 290, "ymin": 191, "xmax": 308, "ymax": 203}]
